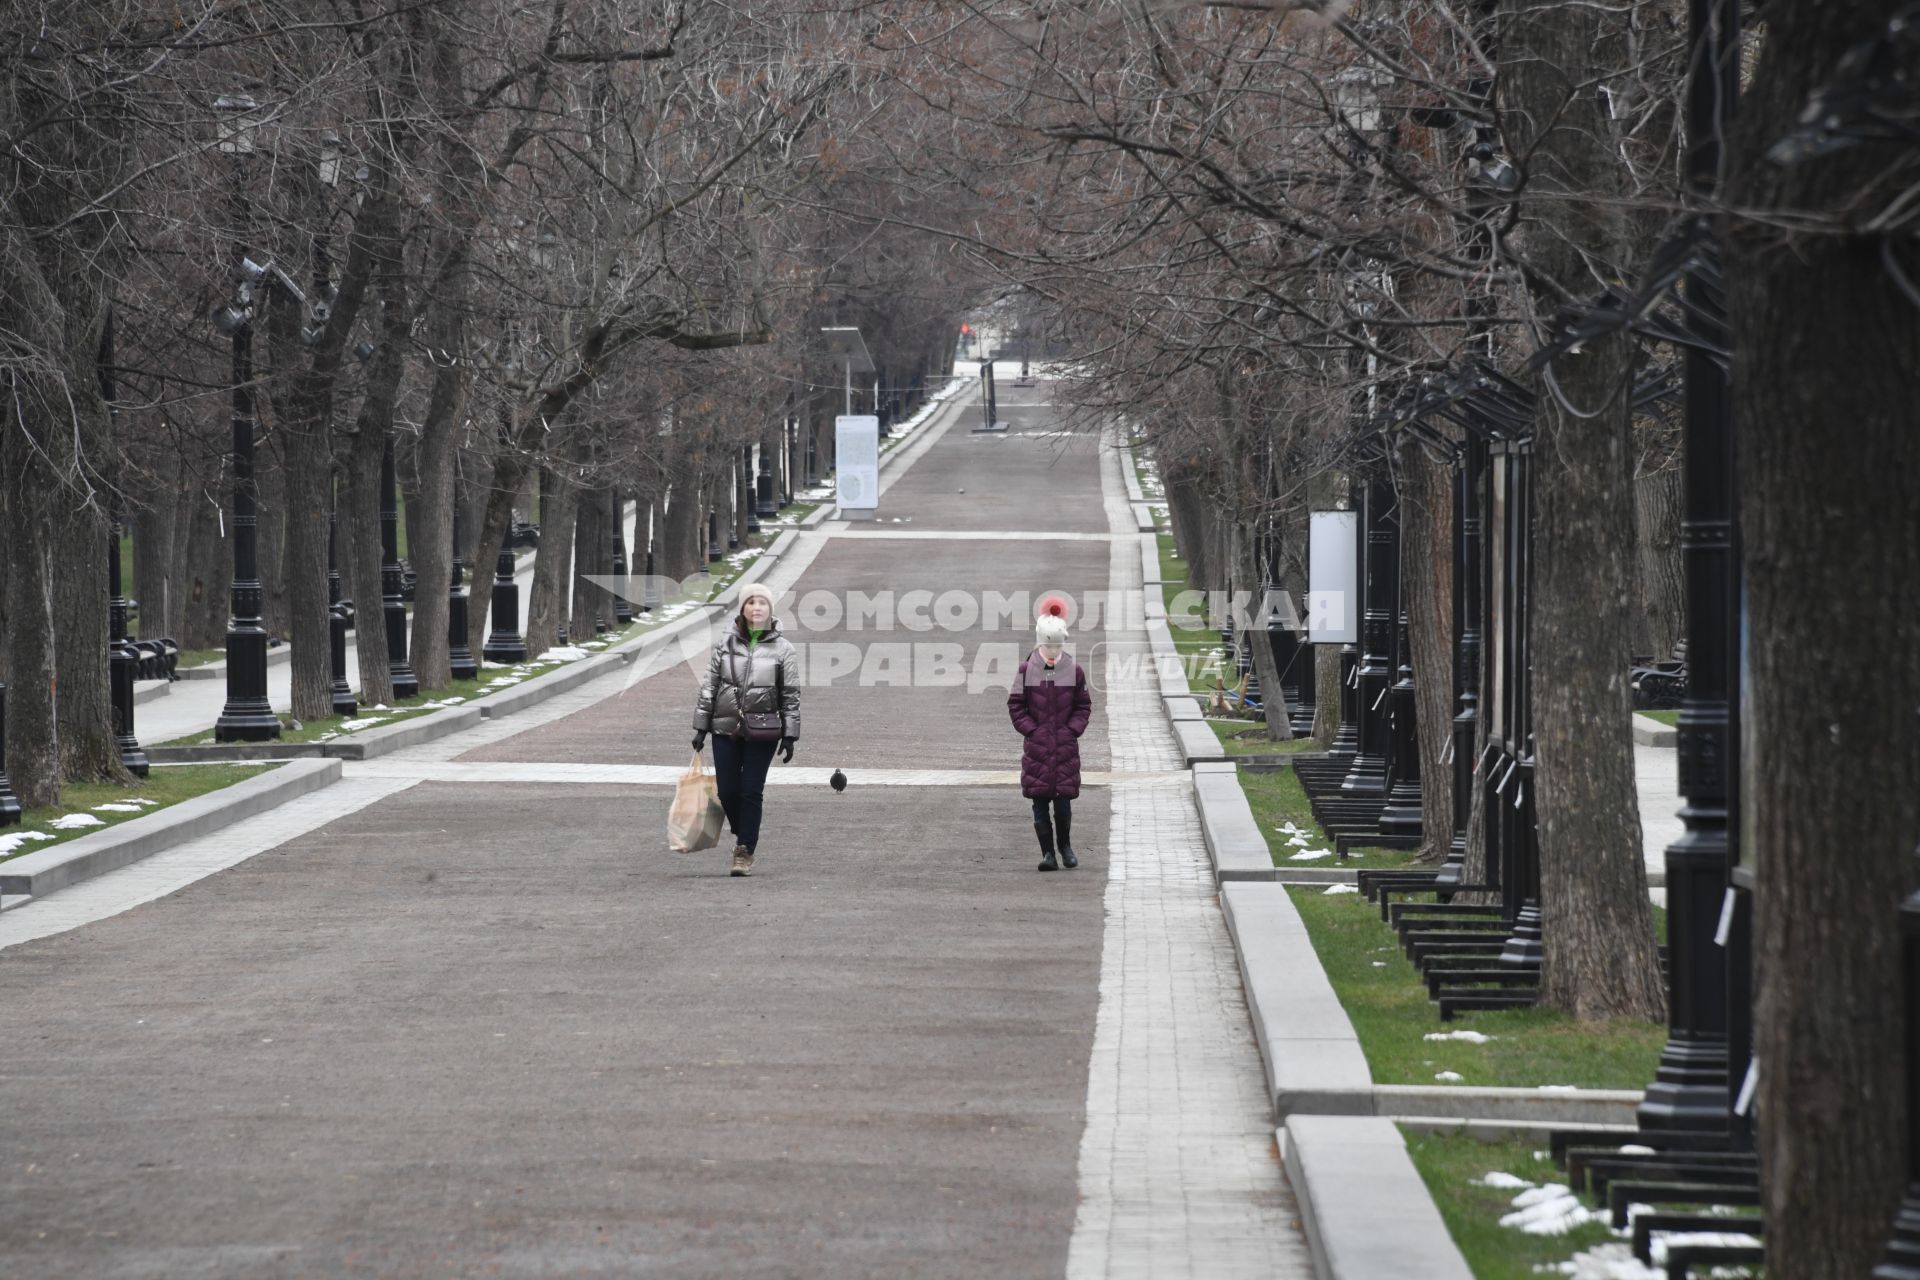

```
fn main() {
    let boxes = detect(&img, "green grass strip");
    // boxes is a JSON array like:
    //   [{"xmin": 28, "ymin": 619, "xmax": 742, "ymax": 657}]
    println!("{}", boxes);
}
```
[{"xmin": 1, "ymin": 763, "xmax": 281, "ymax": 863}]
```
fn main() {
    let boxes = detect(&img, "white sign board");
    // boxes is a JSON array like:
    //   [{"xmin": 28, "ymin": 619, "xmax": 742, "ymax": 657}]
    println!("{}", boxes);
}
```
[
  {"xmin": 1307, "ymin": 511, "xmax": 1359, "ymax": 644},
  {"xmin": 835, "ymin": 415, "xmax": 880, "ymax": 517}
]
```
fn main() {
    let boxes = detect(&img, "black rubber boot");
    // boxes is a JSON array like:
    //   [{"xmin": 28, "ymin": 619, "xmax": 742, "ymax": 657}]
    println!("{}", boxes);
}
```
[
  {"xmin": 1057, "ymin": 810, "xmax": 1078, "ymax": 869},
  {"xmin": 1035, "ymin": 820, "xmax": 1058, "ymax": 872}
]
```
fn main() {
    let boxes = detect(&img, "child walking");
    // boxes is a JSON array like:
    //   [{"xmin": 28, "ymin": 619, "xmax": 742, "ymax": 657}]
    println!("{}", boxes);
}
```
[{"xmin": 1007, "ymin": 606, "xmax": 1092, "ymax": 871}]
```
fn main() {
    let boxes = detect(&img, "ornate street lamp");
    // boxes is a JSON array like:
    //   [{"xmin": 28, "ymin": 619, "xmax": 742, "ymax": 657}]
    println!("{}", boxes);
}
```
[
  {"xmin": 212, "ymin": 91, "xmax": 280, "ymax": 742},
  {"xmin": 99, "ymin": 311, "xmax": 148, "ymax": 776},
  {"xmin": 610, "ymin": 489, "xmax": 635, "ymax": 625},
  {"xmin": 380, "ymin": 434, "xmax": 419, "ymax": 699},
  {"xmin": 327, "ymin": 477, "xmax": 357, "ymax": 717},
  {"xmin": 448, "ymin": 498, "xmax": 478, "ymax": 680}
]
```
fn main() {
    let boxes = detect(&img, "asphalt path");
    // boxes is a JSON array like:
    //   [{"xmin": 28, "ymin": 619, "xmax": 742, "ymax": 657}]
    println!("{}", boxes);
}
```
[{"xmin": 0, "ymin": 389, "xmax": 1133, "ymax": 1278}]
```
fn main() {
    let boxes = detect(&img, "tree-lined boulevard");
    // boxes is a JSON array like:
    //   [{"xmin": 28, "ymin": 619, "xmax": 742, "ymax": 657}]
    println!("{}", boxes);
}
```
[{"xmin": 3, "ymin": 4, "xmax": 1917, "ymax": 1276}]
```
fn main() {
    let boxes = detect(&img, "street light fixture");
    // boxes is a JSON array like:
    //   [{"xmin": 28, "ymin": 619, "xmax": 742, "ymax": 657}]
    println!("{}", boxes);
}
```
[{"xmin": 212, "ymin": 89, "xmax": 281, "ymax": 742}]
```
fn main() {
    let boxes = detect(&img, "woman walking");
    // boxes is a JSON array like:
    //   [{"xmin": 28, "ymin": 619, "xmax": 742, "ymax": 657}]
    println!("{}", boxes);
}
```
[
  {"xmin": 1008, "ymin": 607, "xmax": 1092, "ymax": 871},
  {"xmin": 692, "ymin": 583, "xmax": 801, "ymax": 876}
]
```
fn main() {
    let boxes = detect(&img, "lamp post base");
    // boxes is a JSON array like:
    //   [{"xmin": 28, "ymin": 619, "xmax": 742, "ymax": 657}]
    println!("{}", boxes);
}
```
[{"xmin": 215, "ymin": 628, "xmax": 281, "ymax": 741}]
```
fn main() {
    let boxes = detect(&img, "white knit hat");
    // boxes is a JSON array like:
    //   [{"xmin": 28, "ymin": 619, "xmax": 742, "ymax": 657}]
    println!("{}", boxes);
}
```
[
  {"xmin": 1036, "ymin": 614, "xmax": 1069, "ymax": 645},
  {"xmin": 739, "ymin": 582, "xmax": 775, "ymax": 610}
]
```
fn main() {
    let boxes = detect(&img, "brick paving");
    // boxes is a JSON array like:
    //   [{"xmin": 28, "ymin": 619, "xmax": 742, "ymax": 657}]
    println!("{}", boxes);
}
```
[{"xmin": 0, "ymin": 379, "xmax": 1310, "ymax": 1277}]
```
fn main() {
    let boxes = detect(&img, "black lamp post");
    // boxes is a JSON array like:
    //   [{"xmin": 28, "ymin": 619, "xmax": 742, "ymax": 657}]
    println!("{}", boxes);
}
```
[
  {"xmin": 756, "ymin": 436, "xmax": 778, "ymax": 520},
  {"xmin": 99, "ymin": 314, "xmax": 148, "ymax": 777},
  {"xmin": 1638, "ymin": 0, "xmax": 1742, "ymax": 1134},
  {"xmin": 0, "ymin": 683, "xmax": 21, "ymax": 826},
  {"xmin": 447, "ymin": 500, "xmax": 478, "ymax": 680},
  {"xmin": 1329, "ymin": 484, "xmax": 1364, "ymax": 758},
  {"xmin": 1875, "ymin": 856, "xmax": 1920, "ymax": 1275},
  {"xmin": 1341, "ymin": 469, "xmax": 1395, "ymax": 796},
  {"xmin": 743, "ymin": 446, "xmax": 760, "ymax": 536},
  {"xmin": 212, "ymin": 92, "xmax": 280, "ymax": 742},
  {"xmin": 327, "ymin": 477, "xmax": 357, "ymax": 717},
  {"xmin": 482, "ymin": 537, "xmax": 527, "ymax": 663},
  {"xmin": 1439, "ymin": 432, "xmax": 1485, "ymax": 884},
  {"xmin": 611, "ymin": 489, "xmax": 635, "ymax": 625},
  {"xmin": 706, "ymin": 510, "xmax": 721, "ymax": 564},
  {"xmin": 380, "ymin": 434, "xmax": 419, "ymax": 699},
  {"xmin": 1379, "ymin": 604, "xmax": 1423, "ymax": 838},
  {"xmin": 779, "ymin": 414, "xmax": 794, "ymax": 508}
]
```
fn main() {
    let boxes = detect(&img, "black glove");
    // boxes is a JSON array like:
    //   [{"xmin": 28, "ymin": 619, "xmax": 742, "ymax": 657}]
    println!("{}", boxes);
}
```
[
  {"xmin": 692, "ymin": 730, "xmax": 707, "ymax": 752},
  {"xmin": 777, "ymin": 737, "xmax": 795, "ymax": 763}
]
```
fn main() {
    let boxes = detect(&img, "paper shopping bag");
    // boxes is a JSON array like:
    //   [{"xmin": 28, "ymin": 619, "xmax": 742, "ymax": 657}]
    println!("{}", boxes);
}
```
[{"xmin": 668, "ymin": 751, "xmax": 725, "ymax": 852}]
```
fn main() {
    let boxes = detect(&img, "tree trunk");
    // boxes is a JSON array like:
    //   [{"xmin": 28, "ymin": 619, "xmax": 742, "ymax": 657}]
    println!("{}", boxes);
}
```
[
  {"xmin": 1401, "ymin": 447, "xmax": 1456, "ymax": 861},
  {"xmin": 179, "ymin": 469, "xmax": 230, "ymax": 653},
  {"xmin": 132, "ymin": 460, "xmax": 180, "ymax": 643},
  {"xmin": 569, "ymin": 482, "xmax": 605, "ymax": 643},
  {"xmin": 1, "ymin": 407, "xmax": 62, "ymax": 808},
  {"xmin": 1730, "ymin": 2, "xmax": 1920, "ymax": 1270},
  {"xmin": 662, "ymin": 477, "xmax": 702, "ymax": 580},
  {"xmin": 256, "ymin": 431, "xmax": 290, "ymax": 642},
  {"xmin": 282, "ymin": 414, "xmax": 333, "ymax": 723},
  {"xmin": 1234, "ymin": 521, "xmax": 1290, "ymax": 740},
  {"xmin": 1163, "ymin": 466, "xmax": 1211, "ymax": 592},
  {"xmin": 54, "ymin": 490, "xmax": 125, "ymax": 785},
  {"xmin": 1634, "ymin": 466, "xmax": 1685, "ymax": 661},
  {"xmin": 1503, "ymin": 0, "xmax": 1665, "ymax": 1021},
  {"xmin": 407, "ymin": 319, "xmax": 462, "ymax": 691},
  {"xmin": 525, "ymin": 446, "xmax": 579, "ymax": 657}
]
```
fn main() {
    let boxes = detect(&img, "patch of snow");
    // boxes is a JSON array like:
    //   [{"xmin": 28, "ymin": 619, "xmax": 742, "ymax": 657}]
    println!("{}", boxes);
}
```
[
  {"xmin": 1288, "ymin": 848, "xmax": 1332, "ymax": 861},
  {"xmin": 0, "ymin": 831, "xmax": 58, "ymax": 855},
  {"xmin": 92, "ymin": 802, "xmax": 146, "ymax": 813},
  {"xmin": 1537, "ymin": 1084, "xmax": 1580, "ymax": 1092},
  {"xmin": 485, "ymin": 677, "xmax": 523, "ymax": 687},
  {"xmin": 1434, "ymin": 1070, "xmax": 1465, "ymax": 1083},
  {"xmin": 1540, "ymin": 1242, "xmax": 1662, "ymax": 1278},
  {"xmin": 1616, "ymin": 1144, "xmax": 1655, "ymax": 1156},
  {"xmin": 1322, "ymin": 883, "xmax": 1358, "ymax": 895},
  {"xmin": 439, "ymin": 696, "xmax": 465, "ymax": 705},
  {"xmin": 1499, "ymin": 1184, "xmax": 1603, "ymax": 1236},
  {"xmin": 51, "ymin": 813, "xmax": 106, "ymax": 830},
  {"xmin": 370, "ymin": 703, "xmax": 391, "ymax": 711},
  {"xmin": 1425, "ymin": 1030, "xmax": 1492, "ymax": 1044},
  {"xmin": 1371, "ymin": 961, "xmax": 1387, "ymax": 968},
  {"xmin": 1476, "ymin": 1171, "xmax": 1533, "ymax": 1190},
  {"xmin": 338, "ymin": 716, "xmax": 390, "ymax": 731},
  {"xmin": 128, "ymin": 797, "xmax": 160, "ymax": 807}
]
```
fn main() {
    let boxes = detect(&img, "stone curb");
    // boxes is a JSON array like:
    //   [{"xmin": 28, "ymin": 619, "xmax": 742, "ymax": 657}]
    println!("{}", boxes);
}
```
[
  {"xmin": 1221, "ymin": 882, "xmax": 1372, "ymax": 1116},
  {"xmin": 1632, "ymin": 712, "xmax": 1676, "ymax": 747},
  {"xmin": 1195, "ymin": 764, "xmax": 1275, "ymax": 879},
  {"xmin": 1137, "ymin": 531, "xmax": 1163, "ymax": 586},
  {"xmin": 1282, "ymin": 1116, "xmax": 1475, "ymax": 1280},
  {"xmin": 0, "ymin": 759, "xmax": 342, "ymax": 901},
  {"xmin": 134, "ymin": 679, "xmax": 172, "ymax": 706}
]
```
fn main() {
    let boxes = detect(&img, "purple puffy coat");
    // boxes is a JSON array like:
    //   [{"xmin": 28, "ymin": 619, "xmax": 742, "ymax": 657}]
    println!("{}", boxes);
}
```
[{"xmin": 1008, "ymin": 653, "xmax": 1093, "ymax": 799}]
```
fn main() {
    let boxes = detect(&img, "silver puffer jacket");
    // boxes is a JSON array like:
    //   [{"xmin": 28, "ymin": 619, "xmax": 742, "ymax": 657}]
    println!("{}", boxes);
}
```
[{"xmin": 693, "ymin": 620, "xmax": 802, "ymax": 740}]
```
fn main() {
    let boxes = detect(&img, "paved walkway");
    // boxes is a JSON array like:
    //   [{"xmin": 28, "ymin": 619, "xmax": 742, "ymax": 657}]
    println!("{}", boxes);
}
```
[{"xmin": 0, "ymin": 380, "xmax": 1309, "ymax": 1277}]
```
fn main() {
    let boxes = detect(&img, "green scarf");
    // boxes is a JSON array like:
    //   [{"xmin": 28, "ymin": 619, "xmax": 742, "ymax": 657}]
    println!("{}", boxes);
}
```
[{"xmin": 747, "ymin": 627, "xmax": 766, "ymax": 649}]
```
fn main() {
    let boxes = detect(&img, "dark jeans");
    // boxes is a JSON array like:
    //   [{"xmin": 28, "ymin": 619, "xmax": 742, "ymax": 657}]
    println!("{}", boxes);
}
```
[
  {"xmin": 1031, "ymin": 797, "xmax": 1071, "ymax": 828},
  {"xmin": 712, "ymin": 735, "xmax": 778, "ymax": 851}
]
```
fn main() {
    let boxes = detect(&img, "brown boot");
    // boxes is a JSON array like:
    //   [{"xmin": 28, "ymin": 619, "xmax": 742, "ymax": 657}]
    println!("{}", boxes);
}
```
[{"xmin": 730, "ymin": 844, "xmax": 754, "ymax": 877}]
